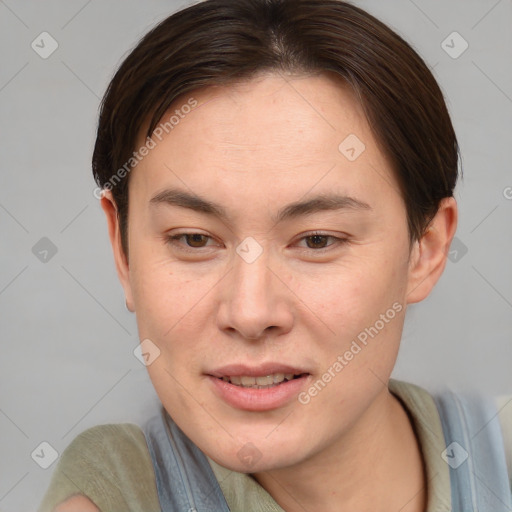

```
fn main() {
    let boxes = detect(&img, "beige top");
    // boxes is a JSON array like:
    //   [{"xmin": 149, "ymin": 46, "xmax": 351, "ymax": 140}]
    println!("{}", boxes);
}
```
[{"xmin": 38, "ymin": 379, "xmax": 512, "ymax": 512}]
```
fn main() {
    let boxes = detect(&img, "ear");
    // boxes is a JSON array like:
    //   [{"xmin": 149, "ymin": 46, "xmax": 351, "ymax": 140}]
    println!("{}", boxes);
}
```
[
  {"xmin": 100, "ymin": 190, "xmax": 135, "ymax": 312},
  {"xmin": 406, "ymin": 197, "xmax": 458, "ymax": 304}
]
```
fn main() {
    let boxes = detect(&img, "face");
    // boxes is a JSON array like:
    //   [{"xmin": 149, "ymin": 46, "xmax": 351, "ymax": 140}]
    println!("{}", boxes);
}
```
[{"xmin": 104, "ymin": 71, "xmax": 441, "ymax": 473}]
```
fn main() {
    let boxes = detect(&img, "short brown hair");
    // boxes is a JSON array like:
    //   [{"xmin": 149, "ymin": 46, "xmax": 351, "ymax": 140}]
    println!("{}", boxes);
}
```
[{"xmin": 92, "ymin": 0, "xmax": 461, "ymax": 258}]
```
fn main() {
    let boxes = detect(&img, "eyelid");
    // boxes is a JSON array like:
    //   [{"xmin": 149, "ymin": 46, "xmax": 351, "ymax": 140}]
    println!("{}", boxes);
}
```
[
  {"xmin": 165, "ymin": 231, "xmax": 221, "ymax": 252},
  {"xmin": 293, "ymin": 231, "xmax": 349, "ymax": 252},
  {"xmin": 165, "ymin": 230, "xmax": 349, "ymax": 253}
]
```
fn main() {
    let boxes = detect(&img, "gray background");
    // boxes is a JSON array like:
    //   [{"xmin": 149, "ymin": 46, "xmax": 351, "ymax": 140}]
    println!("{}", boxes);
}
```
[{"xmin": 0, "ymin": 0, "xmax": 511, "ymax": 510}]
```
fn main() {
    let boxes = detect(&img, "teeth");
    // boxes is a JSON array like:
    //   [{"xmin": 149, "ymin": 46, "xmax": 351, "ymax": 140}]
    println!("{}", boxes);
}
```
[
  {"xmin": 241, "ymin": 376, "xmax": 256, "ymax": 386},
  {"xmin": 221, "ymin": 373, "xmax": 302, "ymax": 388},
  {"xmin": 273, "ymin": 373, "xmax": 285, "ymax": 384},
  {"xmin": 256, "ymin": 375, "xmax": 274, "ymax": 386}
]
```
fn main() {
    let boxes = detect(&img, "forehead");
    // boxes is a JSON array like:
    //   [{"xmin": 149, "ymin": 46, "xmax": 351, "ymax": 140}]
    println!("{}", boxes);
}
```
[{"xmin": 130, "ymin": 71, "xmax": 402, "ymax": 220}]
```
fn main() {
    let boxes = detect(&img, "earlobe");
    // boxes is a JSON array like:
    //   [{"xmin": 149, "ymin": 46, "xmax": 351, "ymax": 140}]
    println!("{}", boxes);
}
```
[
  {"xmin": 406, "ymin": 197, "xmax": 458, "ymax": 304},
  {"xmin": 99, "ymin": 190, "xmax": 135, "ymax": 312}
]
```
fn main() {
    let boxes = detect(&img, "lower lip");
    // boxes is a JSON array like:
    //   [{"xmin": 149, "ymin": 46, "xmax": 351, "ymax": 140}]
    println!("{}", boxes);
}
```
[{"xmin": 207, "ymin": 375, "xmax": 310, "ymax": 411}]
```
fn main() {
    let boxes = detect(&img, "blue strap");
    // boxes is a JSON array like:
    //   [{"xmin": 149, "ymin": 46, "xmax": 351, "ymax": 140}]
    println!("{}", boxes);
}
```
[
  {"xmin": 434, "ymin": 389, "xmax": 512, "ymax": 511},
  {"xmin": 143, "ymin": 406, "xmax": 231, "ymax": 512}
]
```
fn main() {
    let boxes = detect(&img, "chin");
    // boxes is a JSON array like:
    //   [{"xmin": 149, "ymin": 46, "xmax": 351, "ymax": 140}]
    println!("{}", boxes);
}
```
[
  {"xmin": 207, "ymin": 445, "xmax": 299, "ymax": 474},
  {"xmin": 198, "ymin": 427, "xmax": 309, "ymax": 474}
]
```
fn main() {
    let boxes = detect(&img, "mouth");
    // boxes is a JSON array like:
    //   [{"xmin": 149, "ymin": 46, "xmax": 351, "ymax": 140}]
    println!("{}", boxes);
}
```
[
  {"xmin": 217, "ymin": 373, "xmax": 308, "ymax": 389},
  {"xmin": 207, "ymin": 364, "xmax": 311, "ymax": 411}
]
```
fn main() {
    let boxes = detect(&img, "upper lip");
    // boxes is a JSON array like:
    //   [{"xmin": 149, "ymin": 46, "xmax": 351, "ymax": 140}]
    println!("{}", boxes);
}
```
[{"xmin": 208, "ymin": 363, "xmax": 310, "ymax": 378}]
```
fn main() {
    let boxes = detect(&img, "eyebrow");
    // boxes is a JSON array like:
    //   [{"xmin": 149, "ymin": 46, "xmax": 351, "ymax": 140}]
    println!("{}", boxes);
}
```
[{"xmin": 149, "ymin": 187, "xmax": 372, "ymax": 224}]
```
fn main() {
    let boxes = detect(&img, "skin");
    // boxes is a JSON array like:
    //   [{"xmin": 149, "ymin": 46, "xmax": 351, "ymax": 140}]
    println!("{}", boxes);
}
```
[
  {"xmin": 62, "ymin": 71, "xmax": 457, "ymax": 512},
  {"xmin": 54, "ymin": 494, "xmax": 99, "ymax": 512}
]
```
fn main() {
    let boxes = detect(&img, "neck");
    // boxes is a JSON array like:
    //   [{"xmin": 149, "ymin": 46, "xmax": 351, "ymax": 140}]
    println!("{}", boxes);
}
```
[{"xmin": 251, "ymin": 386, "xmax": 427, "ymax": 512}]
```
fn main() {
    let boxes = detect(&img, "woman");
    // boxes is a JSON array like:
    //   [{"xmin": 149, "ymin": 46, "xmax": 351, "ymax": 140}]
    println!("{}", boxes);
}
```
[{"xmin": 39, "ymin": 0, "xmax": 511, "ymax": 510}]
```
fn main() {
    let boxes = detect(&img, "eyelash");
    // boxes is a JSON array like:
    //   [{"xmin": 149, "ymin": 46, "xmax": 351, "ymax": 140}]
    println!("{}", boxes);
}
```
[{"xmin": 165, "ymin": 231, "xmax": 349, "ymax": 254}]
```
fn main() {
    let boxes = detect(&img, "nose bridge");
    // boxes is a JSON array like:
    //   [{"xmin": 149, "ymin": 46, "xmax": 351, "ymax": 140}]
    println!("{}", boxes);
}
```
[
  {"xmin": 232, "ymin": 241, "xmax": 273, "ymax": 311},
  {"xmin": 219, "ymin": 238, "xmax": 292, "ymax": 339}
]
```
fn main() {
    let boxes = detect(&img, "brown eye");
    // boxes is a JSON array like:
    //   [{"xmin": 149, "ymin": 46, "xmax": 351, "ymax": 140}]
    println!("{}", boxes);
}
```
[
  {"xmin": 166, "ymin": 233, "xmax": 214, "ymax": 251},
  {"xmin": 296, "ymin": 232, "xmax": 348, "ymax": 252},
  {"xmin": 305, "ymin": 234, "xmax": 331, "ymax": 249},
  {"xmin": 183, "ymin": 234, "xmax": 209, "ymax": 247}
]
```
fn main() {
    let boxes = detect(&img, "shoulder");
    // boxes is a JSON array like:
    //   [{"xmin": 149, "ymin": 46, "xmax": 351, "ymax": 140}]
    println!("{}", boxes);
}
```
[
  {"xmin": 55, "ymin": 422, "xmax": 154, "ymax": 477},
  {"xmin": 64, "ymin": 422, "xmax": 150, "ymax": 458},
  {"xmin": 38, "ymin": 422, "xmax": 160, "ymax": 512},
  {"xmin": 391, "ymin": 379, "xmax": 512, "ymax": 493}
]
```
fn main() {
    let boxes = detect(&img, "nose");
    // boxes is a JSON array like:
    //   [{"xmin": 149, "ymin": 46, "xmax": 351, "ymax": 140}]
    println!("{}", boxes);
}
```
[{"xmin": 216, "ymin": 243, "xmax": 294, "ymax": 342}]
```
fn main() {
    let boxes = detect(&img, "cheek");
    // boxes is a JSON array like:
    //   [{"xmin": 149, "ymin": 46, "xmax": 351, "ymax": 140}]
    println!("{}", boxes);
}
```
[
  {"xmin": 132, "ymin": 264, "xmax": 212, "ymax": 412},
  {"xmin": 297, "ymin": 262, "xmax": 407, "ymax": 419},
  {"xmin": 129, "ymin": 247, "xmax": 208, "ymax": 334},
  {"xmin": 295, "ymin": 254, "xmax": 406, "ymax": 337},
  {"xmin": 295, "ymin": 257, "xmax": 408, "ymax": 406}
]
